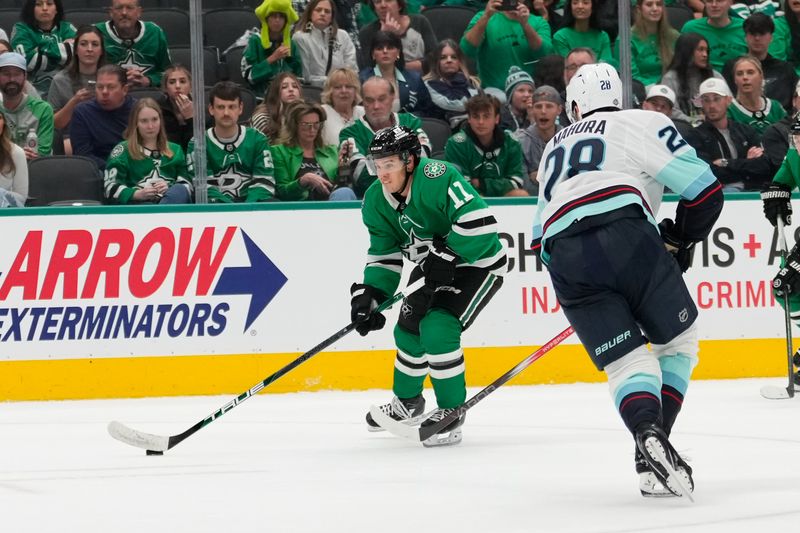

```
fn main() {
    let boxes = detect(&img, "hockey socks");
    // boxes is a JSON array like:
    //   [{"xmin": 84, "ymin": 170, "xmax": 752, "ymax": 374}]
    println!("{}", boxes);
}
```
[
  {"xmin": 613, "ymin": 372, "xmax": 662, "ymax": 434},
  {"xmin": 658, "ymin": 353, "xmax": 693, "ymax": 435}
]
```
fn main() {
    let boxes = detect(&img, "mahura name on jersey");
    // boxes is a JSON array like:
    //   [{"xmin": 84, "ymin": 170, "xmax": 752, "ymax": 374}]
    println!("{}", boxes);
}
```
[{"xmin": 0, "ymin": 226, "xmax": 287, "ymax": 343}]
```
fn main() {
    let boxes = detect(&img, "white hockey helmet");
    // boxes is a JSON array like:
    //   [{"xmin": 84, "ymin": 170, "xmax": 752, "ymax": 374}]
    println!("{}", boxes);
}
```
[{"xmin": 565, "ymin": 63, "xmax": 622, "ymax": 124}]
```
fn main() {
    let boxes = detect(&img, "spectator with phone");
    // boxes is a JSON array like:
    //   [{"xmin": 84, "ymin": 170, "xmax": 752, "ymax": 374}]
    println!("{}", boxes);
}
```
[
  {"xmin": 461, "ymin": 0, "xmax": 552, "ymax": 100},
  {"xmin": 48, "ymin": 25, "xmax": 106, "ymax": 155},
  {"xmin": 358, "ymin": 0, "xmax": 437, "ymax": 73}
]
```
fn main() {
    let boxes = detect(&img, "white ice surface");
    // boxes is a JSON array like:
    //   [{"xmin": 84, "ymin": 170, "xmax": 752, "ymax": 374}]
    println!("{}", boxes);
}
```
[{"xmin": 2, "ymin": 380, "xmax": 799, "ymax": 532}]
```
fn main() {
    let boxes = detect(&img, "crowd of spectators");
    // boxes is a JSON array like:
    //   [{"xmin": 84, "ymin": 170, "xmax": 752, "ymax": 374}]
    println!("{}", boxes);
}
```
[{"xmin": 1, "ymin": 0, "xmax": 799, "ymax": 205}]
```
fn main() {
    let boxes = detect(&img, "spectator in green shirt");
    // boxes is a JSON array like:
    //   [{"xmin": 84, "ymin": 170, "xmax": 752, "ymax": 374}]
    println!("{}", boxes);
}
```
[
  {"xmin": 727, "ymin": 55, "xmax": 787, "ymax": 133},
  {"xmin": 614, "ymin": 0, "xmax": 678, "ymax": 87},
  {"xmin": 680, "ymin": 0, "xmax": 747, "ymax": 72},
  {"xmin": 553, "ymin": 0, "xmax": 613, "ymax": 64}
]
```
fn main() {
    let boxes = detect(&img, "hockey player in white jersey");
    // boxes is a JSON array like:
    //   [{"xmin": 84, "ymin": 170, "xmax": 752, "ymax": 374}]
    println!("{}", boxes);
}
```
[{"xmin": 532, "ymin": 64, "xmax": 724, "ymax": 499}]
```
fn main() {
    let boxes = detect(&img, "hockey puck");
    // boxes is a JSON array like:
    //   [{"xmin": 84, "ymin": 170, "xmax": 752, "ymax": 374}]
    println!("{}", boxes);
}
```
[{"xmin": 146, "ymin": 450, "xmax": 164, "ymax": 456}]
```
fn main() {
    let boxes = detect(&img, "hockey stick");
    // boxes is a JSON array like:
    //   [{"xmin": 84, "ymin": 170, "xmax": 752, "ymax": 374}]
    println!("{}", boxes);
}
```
[
  {"xmin": 108, "ymin": 278, "xmax": 426, "ymax": 454},
  {"xmin": 761, "ymin": 220, "xmax": 796, "ymax": 400},
  {"xmin": 369, "ymin": 325, "xmax": 575, "ymax": 443}
]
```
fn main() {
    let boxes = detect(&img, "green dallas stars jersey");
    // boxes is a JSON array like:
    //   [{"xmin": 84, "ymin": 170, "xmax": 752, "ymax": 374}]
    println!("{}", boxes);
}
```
[
  {"xmin": 96, "ymin": 21, "xmax": 171, "ymax": 87},
  {"xmin": 104, "ymin": 141, "xmax": 190, "ymax": 203},
  {"xmin": 444, "ymin": 129, "xmax": 524, "ymax": 197},
  {"xmin": 187, "ymin": 126, "xmax": 275, "ymax": 203},
  {"xmin": 339, "ymin": 113, "xmax": 431, "ymax": 198},
  {"xmin": 11, "ymin": 21, "xmax": 76, "ymax": 96},
  {"xmin": 361, "ymin": 157, "xmax": 507, "ymax": 297},
  {"xmin": 727, "ymin": 97, "xmax": 787, "ymax": 134}
]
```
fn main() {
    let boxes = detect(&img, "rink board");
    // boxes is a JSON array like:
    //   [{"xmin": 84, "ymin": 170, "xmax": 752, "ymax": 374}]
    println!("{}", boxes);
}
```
[{"xmin": 0, "ymin": 196, "xmax": 793, "ymax": 400}]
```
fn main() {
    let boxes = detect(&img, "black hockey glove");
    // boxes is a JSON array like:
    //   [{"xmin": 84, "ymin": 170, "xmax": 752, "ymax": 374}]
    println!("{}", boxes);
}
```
[
  {"xmin": 658, "ymin": 219, "xmax": 695, "ymax": 273},
  {"xmin": 422, "ymin": 239, "xmax": 458, "ymax": 289},
  {"xmin": 773, "ymin": 244, "xmax": 800, "ymax": 297},
  {"xmin": 350, "ymin": 283, "xmax": 387, "ymax": 336},
  {"xmin": 761, "ymin": 183, "xmax": 793, "ymax": 227}
]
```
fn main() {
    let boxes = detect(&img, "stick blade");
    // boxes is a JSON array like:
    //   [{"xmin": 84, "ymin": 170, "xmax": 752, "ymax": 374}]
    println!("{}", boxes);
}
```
[
  {"xmin": 368, "ymin": 405, "xmax": 423, "ymax": 442},
  {"xmin": 108, "ymin": 421, "xmax": 170, "ymax": 452},
  {"xmin": 760, "ymin": 385, "xmax": 795, "ymax": 400}
]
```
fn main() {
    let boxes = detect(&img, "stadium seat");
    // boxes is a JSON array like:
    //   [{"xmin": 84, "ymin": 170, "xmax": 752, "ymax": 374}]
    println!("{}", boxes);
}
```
[
  {"xmin": 223, "ymin": 46, "xmax": 247, "ymax": 87},
  {"xmin": 666, "ymin": 5, "xmax": 694, "ymax": 31},
  {"xmin": 203, "ymin": 8, "xmax": 259, "ymax": 52},
  {"xmin": 169, "ymin": 46, "xmax": 223, "ymax": 85},
  {"xmin": 0, "ymin": 10, "xmax": 20, "ymax": 34},
  {"xmin": 82, "ymin": 0, "xmax": 160, "ymax": 6},
  {"xmin": 420, "ymin": 117, "xmax": 452, "ymax": 155},
  {"xmin": 27, "ymin": 156, "xmax": 104, "ymax": 207},
  {"xmin": 301, "ymin": 84, "xmax": 323, "ymax": 103},
  {"xmin": 129, "ymin": 87, "xmax": 167, "ymax": 103},
  {"xmin": 64, "ymin": 8, "xmax": 107, "ymax": 29},
  {"xmin": 421, "ymin": 6, "xmax": 477, "ymax": 43},
  {"xmin": 146, "ymin": 8, "xmax": 190, "ymax": 46}
]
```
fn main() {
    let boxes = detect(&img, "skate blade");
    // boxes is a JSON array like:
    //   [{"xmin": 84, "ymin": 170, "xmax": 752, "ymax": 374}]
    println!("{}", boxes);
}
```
[
  {"xmin": 422, "ymin": 428, "xmax": 462, "ymax": 448},
  {"xmin": 644, "ymin": 437, "xmax": 695, "ymax": 503},
  {"xmin": 639, "ymin": 472, "xmax": 676, "ymax": 498},
  {"xmin": 367, "ymin": 412, "xmax": 428, "ymax": 433}
]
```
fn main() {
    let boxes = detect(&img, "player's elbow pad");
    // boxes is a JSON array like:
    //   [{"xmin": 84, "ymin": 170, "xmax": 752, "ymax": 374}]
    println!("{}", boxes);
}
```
[{"xmin": 676, "ymin": 181, "xmax": 724, "ymax": 243}]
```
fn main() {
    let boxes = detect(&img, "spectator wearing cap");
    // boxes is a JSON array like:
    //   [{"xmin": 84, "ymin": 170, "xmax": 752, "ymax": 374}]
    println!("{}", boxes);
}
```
[
  {"xmin": 762, "ymin": 81, "xmax": 800, "ymax": 175},
  {"xmin": 684, "ymin": 77, "xmax": 771, "ymax": 192},
  {"xmin": 461, "ymin": 0, "xmax": 552, "ymax": 97},
  {"xmin": 243, "ymin": 0, "xmax": 303, "ymax": 96},
  {"xmin": 513, "ymin": 85, "xmax": 562, "ymax": 195},
  {"xmin": 722, "ymin": 13, "xmax": 797, "ymax": 113},
  {"xmin": 680, "ymin": 0, "xmax": 747, "ymax": 72},
  {"xmin": 642, "ymin": 83, "xmax": 693, "ymax": 138},
  {"xmin": 0, "ymin": 52, "xmax": 54, "ymax": 159},
  {"xmin": 444, "ymin": 93, "xmax": 527, "ymax": 197},
  {"xmin": 500, "ymin": 66, "xmax": 535, "ymax": 132}
]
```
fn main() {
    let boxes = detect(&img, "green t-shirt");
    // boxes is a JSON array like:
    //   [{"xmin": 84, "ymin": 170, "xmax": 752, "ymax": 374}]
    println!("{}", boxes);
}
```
[
  {"xmin": 104, "ymin": 141, "xmax": 189, "ymax": 204},
  {"xmin": 96, "ymin": 20, "xmax": 171, "ymax": 87},
  {"xmin": 10, "ymin": 20, "xmax": 76, "ymax": 97},
  {"xmin": 727, "ymin": 97, "xmax": 787, "ymax": 134},
  {"xmin": 460, "ymin": 12, "xmax": 553, "ymax": 91},
  {"xmin": 339, "ymin": 113, "xmax": 431, "ymax": 197},
  {"xmin": 186, "ymin": 126, "xmax": 275, "ymax": 203},
  {"xmin": 614, "ymin": 30, "xmax": 675, "ymax": 86},
  {"xmin": 444, "ymin": 129, "xmax": 525, "ymax": 197},
  {"xmin": 360, "ymin": 157, "xmax": 507, "ymax": 297},
  {"xmin": 553, "ymin": 27, "xmax": 613, "ymax": 64},
  {"xmin": 680, "ymin": 17, "xmax": 747, "ymax": 72}
]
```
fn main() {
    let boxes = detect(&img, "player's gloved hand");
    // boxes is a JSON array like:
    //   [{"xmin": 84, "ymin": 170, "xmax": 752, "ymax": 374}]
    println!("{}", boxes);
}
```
[
  {"xmin": 761, "ymin": 183, "xmax": 793, "ymax": 227},
  {"xmin": 773, "ymin": 244, "xmax": 800, "ymax": 297},
  {"xmin": 350, "ymin": 283, "xmax": 387, "ymax": 336},
  {"xmin": 422, "ymin": 238, "xmax": 458, "ymax": 289},
  {"xmin": 658, "ymin": 219, "xmax": 695, "ymax": 273}
]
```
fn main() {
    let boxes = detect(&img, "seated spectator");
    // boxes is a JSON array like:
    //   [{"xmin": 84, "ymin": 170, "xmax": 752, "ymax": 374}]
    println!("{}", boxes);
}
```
[
  {"xmin": 320, "ymin": 67, "xmax": 364, "ymax": 146},
  {"xmin": 70, "ymin": 64, "xmax": 134, "ymax": 169},
  {"xmin": 762, "ymin": 81, "xmax": 800, "ymax": 174},
  {"xmin": 104, "ymin": 97, "xmax": 191, "ymax": 204},
  {"xmin": 48, "ymin": 25, "xmax": 106, "ymax": 155},
  {"xmin": 187, "ymin": 81, "xmax": 275, "ymax": 203},
  {"xmin": 243, "ymin": 0, "xmax": 302, "ymax": 96},
  {"xmin": 553, "ymin": 0, "xmax": 613, "ymax": 64},
  {"xmin": 96, "ymin": 0, "xmax": 171, "ymax": 88},
  {"xmin": 614, "ymin": 0, "xmax": 677, "ymax": 87},
  {"xmin": 514, "ymin": 85, "xmax": 563, "ymax": 195},
  {"xmin": 660, "ymin": 32, "xmax": 722, "ymax": 123},
  {"xmin": 358, "ymin": 0, "xmax": 436, "ymax": 72},
  {"xmin": 531, "ymin": 0, "xmax": 564, "ymax": 30},
  {"xmin": 444, "ymin": 94, "xmax": 526, "ymax": 197},
  {"xmin": 680, "ymin": 0, "xmax": 746, "ymax": 72},
  {"xmin": 272, "ymin": 101, "xmax": 356, "ymax": 200},
  {"xmin": 339, "ymin": 76, "xmax": 430, "ymax": 197},
  {"xmin": 0, "ymin": 52, "xmax": 54, "ymax": 159},
  {"xmin": 292, "ymin": 0, "xmax": 358, "ymax": 87},
  {"xmin": 722, "ymin": 13, "xmax": 797, "ymax": 112},
  {"xmin": 641, "ymin": 83, "xmax": 693, "ymax": 137},
  {"xmin": 11, "ymin": 0, "xmax": 76, "ymax": 98},
  {"xmin": 684, "ymin": 77, "xmax": 770, "ymax": 191},
  {"xmin": 461, "ymin": 0, "xmax": 552, "ymax": 99},
  {"xmin": 0, "ymin": 110, "xmax": 28, "ymax": 207},
  {"xmin": 500, "ymin": 66, "xmax": 535, "ymax": 132},
  {"xmin": 294, "ymin": 0, "xmax": 361, "ymax": 59},
  {"xmin": 727, "ymin": 55, "xmax": 786, "ymax": 134},
  {"xmin": 533, "ymin": 54, "xmax": 566, "ymax": 94},
  {"xmin": 423, "ymin": 39, "xmax": 480, "ymax": 128},
  {"xmin": 0, "ymin": 39, "xmax": 41, "ymax": 101},
  {"xmin": 359, "ymin": 30, "xmax": 432, "ymax": 116},
  {"xmin": 160, "ymin": 64, "xmax": 193, "ymax": 151},
  {"xmin": 558, "ymin": 46, "xmax": 595, "ymax": 125},
  {"xmin": 251, "ymin": 71, "xmax": 303, "ymax": 141}
]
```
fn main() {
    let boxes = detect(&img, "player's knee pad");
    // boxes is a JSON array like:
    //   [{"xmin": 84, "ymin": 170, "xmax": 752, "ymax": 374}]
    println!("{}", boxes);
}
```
[
  {"xmin": 604, "ymin": 344, "xmax": 661, "ymax": 408},
  {"xmin": 651, "ymin": 322, "xmax": 699, "ymax": 366},
  {"xmin": 419, "ymin": 308, "xmax": 462, "ymax": 355}
]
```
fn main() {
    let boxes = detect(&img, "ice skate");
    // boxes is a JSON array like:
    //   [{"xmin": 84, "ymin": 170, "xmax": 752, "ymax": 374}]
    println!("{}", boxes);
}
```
[
  {"xmin": 635, "ymin": 448, "xmax": 693, "ymax": 498},
  {"xmin": 421, "ymin": 408, "xmax": 465, "ymax": 447},
  {"xmin": 634, "ymin": 423, "xmax": 694, "ymax": 501},
  {"xmin": 365, "ymin": 394, "xmax": 426, "ymax": 432}
]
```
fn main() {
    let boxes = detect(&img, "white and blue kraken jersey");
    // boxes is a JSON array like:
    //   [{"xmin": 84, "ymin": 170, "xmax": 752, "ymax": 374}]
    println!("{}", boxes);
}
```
[{"xmin": 531, "ymin": 109, "xmax": 717, "ymax": 263}]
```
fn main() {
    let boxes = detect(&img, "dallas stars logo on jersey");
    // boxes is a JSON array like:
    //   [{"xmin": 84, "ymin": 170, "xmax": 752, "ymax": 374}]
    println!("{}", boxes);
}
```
[{"xmin": 97, "ymin": 21, "xmax": 170, "ymax": 84}]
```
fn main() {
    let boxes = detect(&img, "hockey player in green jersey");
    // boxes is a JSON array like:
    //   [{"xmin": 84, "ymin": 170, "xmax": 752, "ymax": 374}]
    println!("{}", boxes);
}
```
[
  {"xmin": 339, "ymin": 77, "xmax": 431, "ymax": 198},
  {"xmin": 104, "ymin": 97, "xmax": 191, "ymax": 204},
  {"xmin": 96, "ymin": 0, "xmax": 171, "ymax": 88},
  {"xmin": 350, "ymin": 125, "xmax": 507, "ymax": 446},
  {"xmin": 186, "ymin": 82, "xmax": 275, "ymax": 203},
  {"xmin": 761, "ymin": 113, "xmax": 800, "ymax": 389},
  {"xmin": 444, "ymin": 94, "xmax": 527, "ymax": 197}
]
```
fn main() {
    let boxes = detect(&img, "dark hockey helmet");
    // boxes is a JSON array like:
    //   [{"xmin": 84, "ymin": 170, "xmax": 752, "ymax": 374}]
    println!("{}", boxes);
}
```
[{"xmin": 368, "ymin": 125, "xmax": 422, "ymax": 162}]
